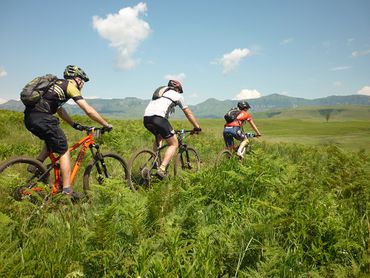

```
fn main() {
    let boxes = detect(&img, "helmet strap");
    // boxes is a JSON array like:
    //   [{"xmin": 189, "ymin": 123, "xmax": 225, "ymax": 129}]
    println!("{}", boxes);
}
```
[{"xmin": 73, "ymin": 78, "xmax": 83, "ymax": 90}]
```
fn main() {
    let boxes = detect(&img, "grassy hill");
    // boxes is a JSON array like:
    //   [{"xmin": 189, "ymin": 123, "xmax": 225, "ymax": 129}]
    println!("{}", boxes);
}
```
[
  {"xmin": 1, "ymin": 93, "xmax": 370, "ymax": 119},
  {"xmin": 0, "ymin": 110, "xmax": 369, "ymax": 277},
  {"xmin": 253, "ymin": 105, "xmax": 370, "ymax": 121}
]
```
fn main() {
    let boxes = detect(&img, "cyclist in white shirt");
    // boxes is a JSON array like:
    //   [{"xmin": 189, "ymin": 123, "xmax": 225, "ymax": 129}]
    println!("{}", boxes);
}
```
[{"xmin": 143, "ymin": 80, "xmax": 201, "ymax": 178}]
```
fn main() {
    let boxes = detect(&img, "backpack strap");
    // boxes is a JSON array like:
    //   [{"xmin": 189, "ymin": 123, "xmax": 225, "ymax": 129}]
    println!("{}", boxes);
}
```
[
  {"xmin": 161, "ymin": 88, "xmax": 177, "ymax": 104},
  {"xmin": 161, "ymin": 95, "xmax": 176, "ymax": 104}
]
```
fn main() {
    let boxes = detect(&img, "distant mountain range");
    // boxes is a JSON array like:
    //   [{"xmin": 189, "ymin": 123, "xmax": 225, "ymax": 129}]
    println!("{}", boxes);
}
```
[{"xmin": 1, "ymin": 94, "xmax": 369, "ymax": 119}]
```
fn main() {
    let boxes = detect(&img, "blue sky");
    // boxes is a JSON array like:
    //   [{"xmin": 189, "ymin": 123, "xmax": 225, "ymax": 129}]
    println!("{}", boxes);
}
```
[{"xmin": 1, "ymin": 0, "xmax": 370, "ymax": 104}]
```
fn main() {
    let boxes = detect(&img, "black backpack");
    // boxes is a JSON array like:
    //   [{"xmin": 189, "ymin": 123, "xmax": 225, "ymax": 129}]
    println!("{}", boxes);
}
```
[
  {"xmin": 224, "ymin": 107, "xmax": 241, "ymax": 123},
  {"xmin": 20, "ymin": 74, "xmax": 58, "ymax": 106},
  {"xmin": 152, "ymin": 86, "xmax": 171, "ymax": 100},
  {"xmin": 152, "ymin": 86, "xmax": 175, "ymax": 103}
]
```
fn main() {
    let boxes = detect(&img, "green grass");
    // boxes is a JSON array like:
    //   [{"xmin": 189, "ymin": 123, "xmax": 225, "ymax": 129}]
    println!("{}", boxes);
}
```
[
  {"xmin": 0, "ymin": 109, "xmax": 369, "ymax": 277},
  {"xmin": 199, "ymin": 117, "xmax": 370, "ymax": 152}
]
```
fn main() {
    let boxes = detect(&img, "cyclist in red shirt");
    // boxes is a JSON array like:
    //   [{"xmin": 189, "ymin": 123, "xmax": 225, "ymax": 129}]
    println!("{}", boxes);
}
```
[{"xmin": 223, "ymin": 100, "xmax": 262, "ymax": 158}]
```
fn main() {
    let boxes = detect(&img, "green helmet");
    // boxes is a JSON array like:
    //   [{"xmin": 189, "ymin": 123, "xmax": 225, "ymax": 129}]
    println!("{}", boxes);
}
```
[{"xmin": 63, "ymin": 65, "xmax": 89, "ymax": 82}]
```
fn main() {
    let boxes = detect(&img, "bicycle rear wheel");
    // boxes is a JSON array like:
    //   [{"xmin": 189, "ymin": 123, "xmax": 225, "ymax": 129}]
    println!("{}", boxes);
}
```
[
  {"xmin": 174, "ymin": 147, "xmax": 201, "ymax": 176},
  {"xmin": 128, "ymin": 149, "xmax": 157, "ymax": 189},
  {"xmin": 0, "ymin": 157, "xmax": 50, "ymax": 201},
  {"xmin": 83, "ymin": 152, "xmax": 130, "ymax": 193},
  {"xmin": 215, "ymin": 149, "xmax": 233, "ymax": 167}
]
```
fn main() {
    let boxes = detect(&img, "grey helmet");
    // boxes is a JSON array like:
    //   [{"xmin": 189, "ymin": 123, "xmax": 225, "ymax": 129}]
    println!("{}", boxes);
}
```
[{"xmin": 168, "ymin": 80, "xmax": 183, "ymax": 93}]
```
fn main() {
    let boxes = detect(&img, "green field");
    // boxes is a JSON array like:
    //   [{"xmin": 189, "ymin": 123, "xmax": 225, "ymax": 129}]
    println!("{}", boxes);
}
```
[
  {"xmin": 0, "ymin": 109, "xmax": 369, "ymax": 277},
  {"xmin": 199, "ymin": 117, "xmax": 370, "ymax": 153}
]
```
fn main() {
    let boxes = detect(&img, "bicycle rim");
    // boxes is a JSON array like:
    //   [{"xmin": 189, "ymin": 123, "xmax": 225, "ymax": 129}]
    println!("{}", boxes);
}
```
[
  {"xmin": 83, "ymin": 152, "xmax": 130, "ymax": 193},
  {"xmin": 174, "ymin": 147, "xmax": 200, "ymax": 176},
  {"xmin": 215, "ymin": 150, "xmax": 233, "ymax": 167},
  {"xmin": 0, "ymin": 157, "xmax": 50, "ymax": 202},
  {"xmin": 129, "ymin": 149, "xmax": 157, "ymax": 189}
]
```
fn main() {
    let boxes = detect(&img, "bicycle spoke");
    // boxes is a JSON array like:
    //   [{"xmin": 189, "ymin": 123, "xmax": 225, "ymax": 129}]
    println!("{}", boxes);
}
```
[
  {"xmin": 0, "ymin": 158, "xmax": 49, "ymax": 202},
  {"xmin": 83, "ymin": 152, "xmax": 129, "ymax": 193},
  {"xmin": 174, "ymin": 147, "xmax": 200, "ymax": 176},
  {"xmin": 129, "ymin": 149, "xmax": 157, "ymax": 188},
  {"xmin": 215, "ymin": 150, "xmax": 233, "ymax": 167}
]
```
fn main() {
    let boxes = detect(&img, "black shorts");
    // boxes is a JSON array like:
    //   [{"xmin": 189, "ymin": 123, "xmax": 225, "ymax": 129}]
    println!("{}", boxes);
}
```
[
  {"xmin": 24, "ymin": 112, "xmax": 68, "ymax": 154},
  {"xmin": 143, "ymin": 115, "xmax": 175, "ymax": 139}
]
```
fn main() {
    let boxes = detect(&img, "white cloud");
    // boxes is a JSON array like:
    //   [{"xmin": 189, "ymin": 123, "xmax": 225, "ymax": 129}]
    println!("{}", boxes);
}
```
[
  {"xmin": 234, "ymin": 89, "xmax": 262, "ymax": 100},
  {"xmin": 0, "ymin": 98, "xmax": 8, "ymax": 104},
  {"xmin": 347, "ymin": 38, "xmax": 354, "ymax": 45},
  {"xmin": 0, "ymin": 67, "xmax": 7, "ymax": 77},
  {"xmin": 280, "ymin": 37, "xmax": 294, "ymax": 45},
  {"xmin": 216, "ymin": 48, "xmax": 251, "ymax": 74},
  {"xmin": 330, "ymin": 66, "xmax": 351, "ymax": 71},
  {"xmin": 164, "ymin": 73, "xmax": 186, "ymax": 83},
  {"xmin": 333, "ymin": 81, "xmax": 342, "ymax": 87},
  {"xmin": 358, "ymin": 86, "xmax": 370, "ymax": 96},
  {"xmin": 352, "ymin": 49, "xmax": 370, "ymax": 57},
  {"xmin": 92, "ymin": 2, "xmax": 150, "ymax": 70}
]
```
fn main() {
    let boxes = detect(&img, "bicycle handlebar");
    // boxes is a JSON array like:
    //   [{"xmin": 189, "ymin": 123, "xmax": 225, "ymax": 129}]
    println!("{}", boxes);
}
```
[
  {"xmin": 175, "ymin": 129, "xmax": 201, "ymax": 135},
  {"xmin": 246, "ymin": 132, "xmax": 260, "ymax": 138},
  {"xmin": 80, "ymin": 126, "xmax": 112, "ymax": 137}
]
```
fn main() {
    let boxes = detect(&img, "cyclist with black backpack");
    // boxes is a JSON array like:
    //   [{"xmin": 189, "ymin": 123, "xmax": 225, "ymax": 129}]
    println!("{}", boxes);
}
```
[
  {"xmin": 143, "ymin": 80, "xmax": 201, "ymax": 178},
  {"xmin": 223, "ymin": 100, "xmax": 262, "ymax": 158},
  {"xmin": 23, "ymin": 65, "xmax": 112, "ymax": 197}
]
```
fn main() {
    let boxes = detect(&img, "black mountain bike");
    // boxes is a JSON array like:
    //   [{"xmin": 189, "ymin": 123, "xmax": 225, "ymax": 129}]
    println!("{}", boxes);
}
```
[{"xmin": 129, "ymin": 129, "xmax": 200, "ymax": 188}]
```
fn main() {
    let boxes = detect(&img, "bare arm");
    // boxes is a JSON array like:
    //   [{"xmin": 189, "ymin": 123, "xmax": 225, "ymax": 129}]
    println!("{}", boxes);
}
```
[
  {"xmin": 248, "ymin": 119, "xmax": 262, "ymax": 136},
  {"xmin": 183, "ymin": 107, "xmax": 201, "ymax": 129},
  {"xmin": 75, "ymin": 99, "xmax": 110, "ymax": 127},
  {"xmin": 57, "ymin": 107, "xmax": 75, "ymax": 127}
]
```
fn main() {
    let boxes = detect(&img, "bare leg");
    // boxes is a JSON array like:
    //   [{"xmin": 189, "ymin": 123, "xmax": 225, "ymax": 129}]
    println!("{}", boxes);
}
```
[
  {"xmin": 237, "ymin": 138, "xmax": 250, "ymax": 155},
  {"xmin": 28, "ymin": 144, "xmax": 49, "ymax": 173},
  {"xmin": 59, "ymin": 150, "xmax": 72, "ymax": 190},
  {"xmin": 160, "ymin": 135, "xmax": 178, "ymax": 170},
  {"xmin": 153, "ymin": 134, "xmax": 163, "ymax": 151},
  {"xmin": 36, "ymin": 144, "xmax": 49, "ymax": 162}
]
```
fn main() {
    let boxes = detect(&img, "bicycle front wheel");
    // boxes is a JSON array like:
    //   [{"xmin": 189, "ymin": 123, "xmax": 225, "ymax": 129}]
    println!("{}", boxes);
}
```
[
  {"xmin": 174, "ymin": 147, "xmax": 201, "ymax": 176},
  {"xmin": 128, "ymin": 149, "xmax": 157, "ymax": 189},
  {"xmin": 0, "ymin": 157, "xmax": 50, "ymax": 201},
  {"xmin": 215, "ymin": 149, "xmax": 233, "ymax": 167},
  {"xmin": 83, "ymin": 152, "xmax": 130, "ymax": 193}
]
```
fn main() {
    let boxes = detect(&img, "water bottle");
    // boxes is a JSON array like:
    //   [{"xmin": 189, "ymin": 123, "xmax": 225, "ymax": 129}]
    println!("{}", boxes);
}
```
[{"xmin": 180, "ymin": 129, "xmax": 185, "ymax": 140}]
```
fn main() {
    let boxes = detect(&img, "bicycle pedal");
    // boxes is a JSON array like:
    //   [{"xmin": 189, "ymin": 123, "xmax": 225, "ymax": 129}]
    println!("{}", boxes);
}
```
[{"xmin": 141, "ymin": 168, "xmax": 151, "ymax": 180}]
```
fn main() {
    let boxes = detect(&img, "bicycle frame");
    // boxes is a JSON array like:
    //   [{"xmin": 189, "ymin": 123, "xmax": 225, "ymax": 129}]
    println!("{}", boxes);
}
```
[
  {"xmin": 47, "ymin": 129, "xmax": 98, "ymax": 194},
  {"xmin": 154, "ymin": 129, "xmax": 193, "ymax": 167}
]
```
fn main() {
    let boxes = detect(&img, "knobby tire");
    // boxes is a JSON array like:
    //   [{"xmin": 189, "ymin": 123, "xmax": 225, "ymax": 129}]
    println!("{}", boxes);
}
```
[
  {"xmin": 0, "ymin": 156, "xmax": 51, "ymax": 202},
  {"xmin": 174, "ymin": 147, "xmax": 201, "ymax": 176},
  {"xmin": 215, "ymin": 149, "xmax": 233, "ymax": 166},
  {"xmin": 83, "ymin": 152, "xmax": 130, "ymax": 193},
  {"xmin": 128, "ymin": 149, "xmax": 157, "ymax": 189}
]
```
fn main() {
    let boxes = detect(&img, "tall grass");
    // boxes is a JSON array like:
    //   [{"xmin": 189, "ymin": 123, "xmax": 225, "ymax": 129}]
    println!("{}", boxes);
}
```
[{"xmin": 0, "ymin": 110, "xmax": 369, "ymax": 277}]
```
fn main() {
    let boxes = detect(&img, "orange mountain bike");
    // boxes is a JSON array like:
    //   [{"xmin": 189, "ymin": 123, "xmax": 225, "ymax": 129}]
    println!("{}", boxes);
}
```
[{"xmin": 0, "ymin": 126, "xmax": 130, "ymax": 202}]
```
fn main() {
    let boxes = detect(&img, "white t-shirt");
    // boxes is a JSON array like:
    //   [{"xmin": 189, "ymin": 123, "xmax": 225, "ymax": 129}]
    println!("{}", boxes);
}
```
[{"xmin": 144, "ymin": 89, "xmax": 188, "ymax": 118}]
